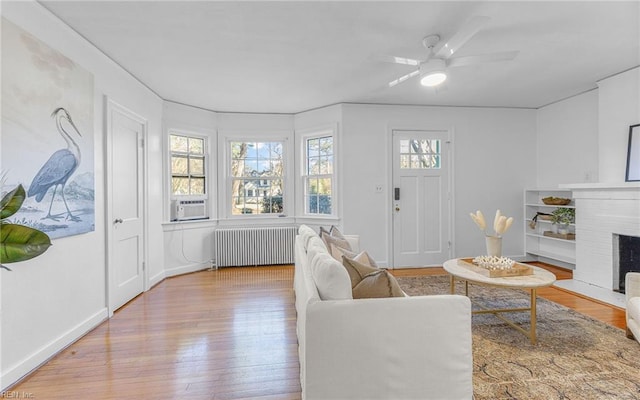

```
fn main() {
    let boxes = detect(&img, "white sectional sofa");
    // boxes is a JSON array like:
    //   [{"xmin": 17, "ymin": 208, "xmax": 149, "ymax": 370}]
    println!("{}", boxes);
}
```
[
  {"xmin": 293, "ymin": 225, "xmax": 474, "ymax": 400},
  {"xmin": 626, "ymin": 272, "xmax": 640, "ymax": 344}
]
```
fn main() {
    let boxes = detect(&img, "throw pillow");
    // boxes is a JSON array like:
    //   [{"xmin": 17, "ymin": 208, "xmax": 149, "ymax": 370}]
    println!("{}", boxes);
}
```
[
  {"xmin": 321, "ymin": 231, "xmax": 352, "ymax": 252},
  {"xmin": 310, "ymin": 253, "xmax": 353, "ymax": 300},
  {"xmin": 353, "ymin": 251, "xmax": 377, "ymax": 267},
  {"xmin": 319, "ymin": 226, "xmax": 331, "ymax": 238},
  {"xmin": 329, "ymin": 225, "xmax": 345, "ymax": 239},
  {"xmin": 341, "ymin": 254, "xmax": 380, "ymax": 288},
  {"xmin": 352, "ymin": 270, "xmax": 405, "ymax": 299},
  {"xmin": 329, "ymin": 243, "xmax": 357, "ymax": 261}
]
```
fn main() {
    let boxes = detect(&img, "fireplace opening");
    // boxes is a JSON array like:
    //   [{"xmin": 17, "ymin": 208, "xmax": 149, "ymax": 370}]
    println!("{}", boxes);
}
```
[{"xmin": 614, "ymin": 234, "xmax": 640, "ymax": 293}]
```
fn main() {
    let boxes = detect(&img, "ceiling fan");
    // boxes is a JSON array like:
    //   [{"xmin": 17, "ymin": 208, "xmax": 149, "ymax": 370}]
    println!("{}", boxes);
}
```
[{"xmin": 384, "ymin": 16, "xmax": 519, "ymax": 88}]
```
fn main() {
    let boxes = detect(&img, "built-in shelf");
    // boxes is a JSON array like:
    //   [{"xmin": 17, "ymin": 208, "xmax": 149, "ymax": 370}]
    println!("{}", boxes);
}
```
[
  {"xmin": 524, "ymin": 203, "xmax": 576, "ymax": 209},
  {"xmin": 524, "ymin": 188, "xmax": 576, "ymax": 269},
  {"xmin": 525, "ymin": 249, "xmax": 576, "ymax": 265},
  {"xmin": 525, "ymin": 232, "xmax": 576, "ymax": 243}
]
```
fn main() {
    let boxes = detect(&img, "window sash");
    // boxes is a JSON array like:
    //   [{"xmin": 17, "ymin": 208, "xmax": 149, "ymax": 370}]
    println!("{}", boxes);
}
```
[
  {"xmin": 303, "ymin": 134, "xmax": 334, "ymax": 216},
  {"xmin": 170, "ymin": 134, "xmax": 207, "ymax": 196},
  {"xmin": 399, "ymin": 139, "xmax": 441, "ymax": 169},
  {"xmin": 303, "ymin": 175, "xmax": 332, "ymax": 215},
  {"xmin": 229, "ymin": 140, "xmax": 285, "ymax": 216}
]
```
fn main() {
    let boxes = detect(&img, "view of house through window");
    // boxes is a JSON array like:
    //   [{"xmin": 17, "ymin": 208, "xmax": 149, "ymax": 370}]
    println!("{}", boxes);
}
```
[
  {"xmin": 170, "ymin": 133, "xmax": 206, "ymax": 195},
  {"xmin": 399, "ymin": 139, "xmax": 441, "ymax": 169},
  {"xmin": 304, "ymin": 135, "xmax": 333, "ymax": 215},
  {"xmin": 230, "ymin": 141, "xmax": 284, "ymax": 215}
]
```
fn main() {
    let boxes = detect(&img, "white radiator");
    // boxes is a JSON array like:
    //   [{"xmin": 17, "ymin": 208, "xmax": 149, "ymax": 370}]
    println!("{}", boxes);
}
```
[{"xmin": 214, "ymin": 226, "xmax": 297, "ymax": 267}]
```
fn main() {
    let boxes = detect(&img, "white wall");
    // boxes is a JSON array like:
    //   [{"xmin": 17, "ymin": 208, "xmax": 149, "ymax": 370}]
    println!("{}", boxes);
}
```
[
  {"xmin": 536, "ymin": 90, "xmax": 599, "ymax": 187},
  {"xmin": 161, "ymin": 102, "xmax": 219, "ymax": 277},
  {"xmin": 536, "ymin": 68, "xmax": 640, "ymax": 187},
  {"xmin": 340, "ymin": 104, "xmax": 537, "ymax": 265},
  {"xmin": 597, "ymin": 67, "xmax": 640, "ymax": 183},
  {"xmin": 1, "ymin": 3, "xmax": 164, "ymax": 388}
]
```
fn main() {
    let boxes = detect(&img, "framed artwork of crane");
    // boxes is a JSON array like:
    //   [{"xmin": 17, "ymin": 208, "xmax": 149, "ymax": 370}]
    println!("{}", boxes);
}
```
[{"xmin": 1, "ymin": 18, "xmax": 95, "ymax": 239}]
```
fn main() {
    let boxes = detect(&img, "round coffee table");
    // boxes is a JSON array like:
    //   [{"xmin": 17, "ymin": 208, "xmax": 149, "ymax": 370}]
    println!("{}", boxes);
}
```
[{"xmin": 443, "ymin": 258, "xmax": 556, "ymax": 344}]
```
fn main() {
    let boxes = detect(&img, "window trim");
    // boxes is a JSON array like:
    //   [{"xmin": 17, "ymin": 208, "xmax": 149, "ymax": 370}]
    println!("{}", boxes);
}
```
[{"xmin": 298, "ymin": 125, "xmax": 338, "ymax": 218}]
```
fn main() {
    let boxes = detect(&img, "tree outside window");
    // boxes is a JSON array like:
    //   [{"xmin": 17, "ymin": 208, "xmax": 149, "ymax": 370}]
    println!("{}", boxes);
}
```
[
  {"xmin": 170, "ymin": 134, "xmax": 206, "ymax": 196},
  {"xmin": 230, "ymin": 141, "xmax": 284, "ymax": 215}
]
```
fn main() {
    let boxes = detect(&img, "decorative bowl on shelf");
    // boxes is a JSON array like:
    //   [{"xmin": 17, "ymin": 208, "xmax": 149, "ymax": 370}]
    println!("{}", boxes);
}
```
[{"xmin": 541, "ymin": 196, "xmax": 571, "ymax": 205}]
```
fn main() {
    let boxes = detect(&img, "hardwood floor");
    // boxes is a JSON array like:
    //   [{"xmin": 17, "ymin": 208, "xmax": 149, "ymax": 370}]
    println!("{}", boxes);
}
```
[{"xmin": 10, "ymin": 264, "xmax": 627, "ymax": 399}]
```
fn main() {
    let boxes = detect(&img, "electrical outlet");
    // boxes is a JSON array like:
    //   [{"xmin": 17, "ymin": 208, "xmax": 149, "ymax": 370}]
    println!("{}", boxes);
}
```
[{"xmin": 375, "ymin": 184, "xmax": 383, "ymax": 193}]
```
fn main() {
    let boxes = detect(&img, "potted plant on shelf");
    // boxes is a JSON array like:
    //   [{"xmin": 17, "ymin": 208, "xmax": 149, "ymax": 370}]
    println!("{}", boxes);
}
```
[{"xmin": 551, "ymin": 207, "xmax": 575, "ymax": 235}]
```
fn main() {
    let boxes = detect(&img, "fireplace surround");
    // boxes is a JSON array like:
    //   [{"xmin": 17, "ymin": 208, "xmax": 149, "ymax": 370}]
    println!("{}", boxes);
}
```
[{"xmin": 559, "ymin": 183, "xmax": 640, "ymax": 291}]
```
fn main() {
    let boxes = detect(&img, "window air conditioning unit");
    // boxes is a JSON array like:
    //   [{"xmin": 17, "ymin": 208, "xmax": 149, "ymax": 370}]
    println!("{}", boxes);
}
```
[{"xmin": 171, "ymin": 199, "xmax": 207, "ymax": 221}]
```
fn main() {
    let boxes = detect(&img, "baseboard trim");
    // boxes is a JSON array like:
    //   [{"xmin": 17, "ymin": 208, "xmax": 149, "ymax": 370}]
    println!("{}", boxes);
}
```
[
  {"xmin": 2, "ymin": 307, "xmax": 108, "ymax": 390},
  {"xmin": 149, "ymin": 270, "xmax": 166, "ymax": 289},
  {"xmin": 164, "ymin": 262, "xmax": 209, "ymax": 278}
]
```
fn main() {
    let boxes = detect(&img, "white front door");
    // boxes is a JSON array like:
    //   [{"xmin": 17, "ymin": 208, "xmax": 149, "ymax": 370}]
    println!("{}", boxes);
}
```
[
  {"xmin": 106, "ymin": 99, "xmax": 147, "ymax": 312},
  {"xmin": 392, "ymin": 130, "xmax": 451, "ymax": 268}
]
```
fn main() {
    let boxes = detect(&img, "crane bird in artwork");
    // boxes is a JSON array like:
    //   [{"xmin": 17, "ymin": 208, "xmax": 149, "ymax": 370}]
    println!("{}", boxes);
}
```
[{"xmin": 28, "ymin": 107, "xmax": 82, "ymax": 221}]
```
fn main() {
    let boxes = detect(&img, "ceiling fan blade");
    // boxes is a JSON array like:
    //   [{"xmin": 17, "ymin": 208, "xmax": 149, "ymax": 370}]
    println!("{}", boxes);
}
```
[
  {"xmin": 435, "ymin": 16, "xmax": 491, "ymax": 59},
  {"xmin": 447, "ymin": 50, "xmax": 519, "ymax": 68},
  {"xmin": 388, "ymin": 69, "xmax": 420, "ymax": 87},
  {"xmin": 376, "ymin": 54, "xmax": 422, "ymax": 66}
]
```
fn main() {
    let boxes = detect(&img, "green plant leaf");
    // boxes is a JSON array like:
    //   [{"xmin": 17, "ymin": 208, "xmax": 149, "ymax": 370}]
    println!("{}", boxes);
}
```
[
  {"xmin": 0, "ymin": 184, "xmax": 26, "ymax": 220},
  {"xmin": 0, "ymin": 223, "xmax": 52, "ymax": 263}
]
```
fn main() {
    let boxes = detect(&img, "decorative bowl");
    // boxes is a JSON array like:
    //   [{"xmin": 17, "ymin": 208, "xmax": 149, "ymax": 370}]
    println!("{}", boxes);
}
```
[{"xmin": 541, "ymin": 197, "xmax": 571, "ymax": 205}]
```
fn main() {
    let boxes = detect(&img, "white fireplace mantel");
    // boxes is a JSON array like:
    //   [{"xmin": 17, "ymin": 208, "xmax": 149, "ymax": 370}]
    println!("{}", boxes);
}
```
[
  {"xmin": 557, "ymin": 182, "xmax": 640, "ymax": 295},
  {"xmin": 559, "ymin": 182, "xmax": 640, "ymax": 191}
]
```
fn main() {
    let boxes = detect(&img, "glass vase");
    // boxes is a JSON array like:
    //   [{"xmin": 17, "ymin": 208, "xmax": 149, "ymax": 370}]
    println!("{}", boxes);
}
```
[{"xmin": 485, "ymin": 235, "xmax": 502, "ymax": 257}]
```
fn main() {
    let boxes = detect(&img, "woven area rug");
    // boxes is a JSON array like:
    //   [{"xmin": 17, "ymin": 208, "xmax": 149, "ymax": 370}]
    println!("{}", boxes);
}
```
[{"xmin": 396, "ymin": 275, "xmax": 640, "ymax": 400}]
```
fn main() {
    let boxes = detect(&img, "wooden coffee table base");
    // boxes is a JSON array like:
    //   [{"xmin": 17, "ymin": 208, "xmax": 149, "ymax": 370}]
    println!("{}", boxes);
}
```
[{"xmin": 450, "ymin": 276, "xmax": 539, "ymax": 344}]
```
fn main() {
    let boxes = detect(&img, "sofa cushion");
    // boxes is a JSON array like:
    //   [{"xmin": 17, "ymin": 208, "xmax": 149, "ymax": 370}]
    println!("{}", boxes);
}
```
[
  {"xmin": 629, "ymin": 297, "xmax": 640, "ymax": 323},
  {"xmin": 352, "ymin": 269, "xmax": 405, "ymax": 299},
  {"xmin": 298, "ymin": 225, "xmax": 319, "ymax": 249},
  {"xmin": 310, "ymin": 253, "xmax": 353, "ymax": 300},
  {"xmin": 307, "ymin": 236, "xmax": 327, "ymax": 255},
  {"xmin": 341, "ymin": 253, "xmax": 380, "ymax": 288}
]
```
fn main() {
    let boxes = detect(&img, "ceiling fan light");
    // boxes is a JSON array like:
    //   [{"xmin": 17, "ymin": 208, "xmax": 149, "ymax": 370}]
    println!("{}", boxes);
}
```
[
  {"xmin": 420, "ymin": 71, "xmax": 447, "ymax": 87},
  {"xmin": 419, "ymin": 58, "xmax": 447, "ymax": 87}
]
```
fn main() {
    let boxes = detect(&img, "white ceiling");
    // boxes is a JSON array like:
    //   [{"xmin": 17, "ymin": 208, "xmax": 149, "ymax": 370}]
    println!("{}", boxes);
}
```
[{"xmin": 41, "ymin": 1, "xmax": 640, "ymax": 114}]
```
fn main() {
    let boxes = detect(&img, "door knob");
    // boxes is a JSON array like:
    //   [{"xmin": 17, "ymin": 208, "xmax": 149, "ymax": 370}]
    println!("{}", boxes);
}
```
[
  {"xmin": 395, "ymin": 206, "xmax": 400, "ymax": 211},
  {"xmin": 114, "ymin": 218, "xmax": 123, "ymax": 224}
]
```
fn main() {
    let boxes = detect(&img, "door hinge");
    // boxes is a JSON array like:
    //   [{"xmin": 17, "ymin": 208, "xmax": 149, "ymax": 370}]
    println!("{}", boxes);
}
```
[
  {"xmin": 142, "ymin": 261, "xmax": 146, "ymax": 271},
  {"xmin": 448, "ymin": 241, "xmax": 452, "ymax": 249}
]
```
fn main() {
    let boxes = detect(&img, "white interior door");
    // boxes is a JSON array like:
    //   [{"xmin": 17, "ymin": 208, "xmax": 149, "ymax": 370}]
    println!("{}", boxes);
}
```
[
  {"xmin": 392, "ymin": 130, "xmax": 451, "ymax": 268},
  {"xmin": 106, "ymin": 99, "xmax": 146, "ymax": 312}
]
